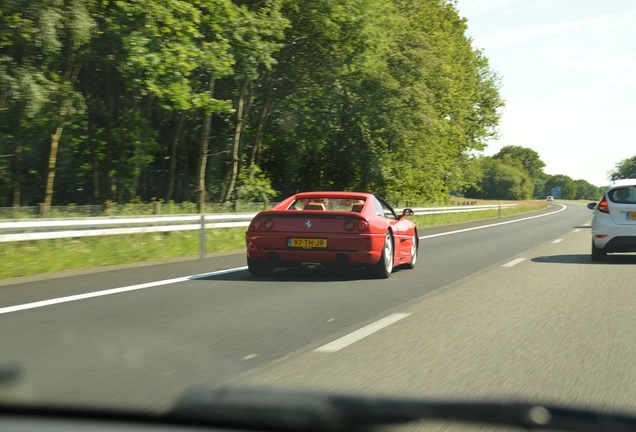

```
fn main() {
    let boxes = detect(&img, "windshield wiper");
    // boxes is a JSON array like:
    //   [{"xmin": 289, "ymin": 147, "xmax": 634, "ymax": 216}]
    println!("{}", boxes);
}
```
[{"xmin": 169, "ymin": 387, "xmax": 636, "ymax": 432}]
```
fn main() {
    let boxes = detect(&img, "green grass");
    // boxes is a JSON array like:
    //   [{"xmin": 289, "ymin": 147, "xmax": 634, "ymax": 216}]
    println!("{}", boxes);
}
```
[
  {"xmin": 412, "ymin": 201, "xmax": 547, "ymax": 227},
  {"xmin": 1, "ymin": 228, "xmax": 246, "ymax": 279},
  {"xmin": 1, "ymin": 201, "xmax": 548, "ymax": 279}
]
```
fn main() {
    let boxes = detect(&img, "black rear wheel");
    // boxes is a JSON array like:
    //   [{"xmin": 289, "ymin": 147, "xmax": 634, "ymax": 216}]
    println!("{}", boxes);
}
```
[
  {"xmin": 247, "ymin": 257, "xmax": 275, "ymax": 276},
  {"xmin": 591, "ymin": 241, "xmax": 606, "ymax": 262}
]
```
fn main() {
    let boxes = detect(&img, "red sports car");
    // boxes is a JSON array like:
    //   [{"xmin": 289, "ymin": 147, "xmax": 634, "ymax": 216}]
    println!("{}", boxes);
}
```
[{"xmin": 245, "ymin": 191, "xmax": 418, "ymax": 278}]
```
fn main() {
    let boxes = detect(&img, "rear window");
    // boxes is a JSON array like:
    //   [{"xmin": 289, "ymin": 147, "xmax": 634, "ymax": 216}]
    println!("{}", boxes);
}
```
[
  {"xmin": 288, "ymin": 198, "xmax": 366, "ymax": 212},
  {"xmin": 608, "ymin": 186, "xmax": 636, "ymax": 204}
]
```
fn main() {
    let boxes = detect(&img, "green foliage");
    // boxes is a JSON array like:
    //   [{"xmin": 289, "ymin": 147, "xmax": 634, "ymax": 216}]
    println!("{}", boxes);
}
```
[
  {"xmin": 236, "ymin": 165, "xmax": 277, "ymax": 202},
  {"xmin": 472, "ymin": 145, "xmax": 549, "ymax": 199},
  {"xmin": 573, "ymin": 179, "xmax": 602, "ymax": 200},
  {"xmin": 465, "ymin": 145, "xmax": 605, "ymax": 201},
  {"xmin": 468, "ymin": 148, "xmax": 602, "ymax": 200},
  {"xmin": 609, "ymin": 155, "xmax": 636, "ymax": 181},
  {"xmin": 0, "ymin": 228, "xmax": 247, "ymax": 278},
  {"xmin": 493, "ymin": 145, "xmax": 545, "ymax": 179},
  {"xmin": 471, "ymin": 158, "xmax": 533, "ymax": 200},
  {"xmin": 0, "ymin": 0, "xmax": 505, "ymax": 207},
  {"xmin": 544, "ymin": 174, "xmax": 577, "ymax": 200},
  {"xmin": 0, "ymin": 0, "xmax": 96, "ymax": 207}
]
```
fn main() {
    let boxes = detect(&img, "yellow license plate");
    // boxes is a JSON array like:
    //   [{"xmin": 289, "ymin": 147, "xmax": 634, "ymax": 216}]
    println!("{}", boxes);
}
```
[{"xmin": 288, "ymin": 238, "xmax": 328, "ymax": 248}]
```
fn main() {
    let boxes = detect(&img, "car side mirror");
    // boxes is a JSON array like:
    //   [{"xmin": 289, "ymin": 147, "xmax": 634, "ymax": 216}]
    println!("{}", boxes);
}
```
[{"xmin": 587, "ymin": 202, "xmax": 597, "ymax": 210}]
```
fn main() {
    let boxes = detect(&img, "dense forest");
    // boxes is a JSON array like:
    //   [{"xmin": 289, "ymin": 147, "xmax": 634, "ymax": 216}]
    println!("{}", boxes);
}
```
[
  {"xmin": 0, "ymin": 0, "xmax": 614, "ymax": 213},
  {"xmin": 0, "ymin": 0, "xmax": 503, "ymax": 210}
]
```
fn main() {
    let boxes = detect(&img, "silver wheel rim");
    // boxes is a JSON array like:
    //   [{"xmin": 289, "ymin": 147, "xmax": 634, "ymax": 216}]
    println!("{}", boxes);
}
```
[
  {"xmin": 384, "ymin": 234, "xmax": 393, "ymax": 272},
  {"xmin": 410, "ymin": 234, "xmax": 417, "ymax": 265}
]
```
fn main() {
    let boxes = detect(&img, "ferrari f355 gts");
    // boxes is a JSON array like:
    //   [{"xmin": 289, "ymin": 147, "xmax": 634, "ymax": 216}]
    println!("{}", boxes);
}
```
[{"xmin": 245, "ymin": 192, "xmax": 418, "ymax": 278}]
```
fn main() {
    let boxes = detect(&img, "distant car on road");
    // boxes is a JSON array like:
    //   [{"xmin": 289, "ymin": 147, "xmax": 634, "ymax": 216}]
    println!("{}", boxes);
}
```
[
  {"xmin": 546, "ymin": 196, "xmax": 554, "ymax": 202},
  {"xmin": 245, "ymin": 191, "xmax": 418, "ymax": 278},
  {"xmin": 587, "ymin": 178, "xmax": 636, "ymax": 261}
]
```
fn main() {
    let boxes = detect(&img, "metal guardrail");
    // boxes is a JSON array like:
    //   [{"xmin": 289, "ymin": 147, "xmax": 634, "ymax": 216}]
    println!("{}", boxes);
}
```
[
  {"xmin": 0, "ymin": 214, "xmax": 257, "ymax": 243},
  {"xmin": 0, "ymin": 204, "xmax": 516, "ymax": 244},
  {"xmin": 0, "ymin": 202, "xmax": 277, "ymax": 219},
  {"xmin": 402, "ymin": 204, "xmax": 517, "ymax": 215}
]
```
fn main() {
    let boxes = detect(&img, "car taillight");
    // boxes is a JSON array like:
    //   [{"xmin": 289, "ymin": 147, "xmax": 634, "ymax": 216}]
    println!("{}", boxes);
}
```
[
  {"xmin": 597, "ymin": 195, "xmax": 610, "ymax": 214},
  {"xmin": 263, "ymin": 219, "xmax": 275, "ymax": 230},
  {"xmin": 249, "ymin": 219, "xmax": 263, "ymax": 230},
  {"xmin": 344, "ymin": 219, "xmax": 368, "ymax": 232}
]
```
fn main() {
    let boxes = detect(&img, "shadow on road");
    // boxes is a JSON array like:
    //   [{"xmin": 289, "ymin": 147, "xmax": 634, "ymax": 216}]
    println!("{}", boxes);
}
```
[
  {"xmin": 532, "ymin": 254, "xmax": 636, "ymax": 265},
  {"xmin": 191, "ymin": 266, "xmax": 408, "ymax": 282}
]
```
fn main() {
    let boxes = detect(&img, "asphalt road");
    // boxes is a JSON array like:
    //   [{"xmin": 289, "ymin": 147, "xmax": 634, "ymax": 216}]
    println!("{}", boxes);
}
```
[{"xmin": 5, "ymin": 201, "xmax": 632, "ymax": 421}]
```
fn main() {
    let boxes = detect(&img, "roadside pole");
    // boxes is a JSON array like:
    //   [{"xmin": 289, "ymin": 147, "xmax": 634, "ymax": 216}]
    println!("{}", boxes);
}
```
[{"xmin": 199, "ymin": 215, "xmax": 206, "ymax": 259}]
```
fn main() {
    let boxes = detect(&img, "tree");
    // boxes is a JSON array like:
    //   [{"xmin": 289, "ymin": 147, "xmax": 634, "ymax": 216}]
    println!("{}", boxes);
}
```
[
  {"xmin": 573, "ymin": 179, "xmax": 603, "ymax": 200},
  {"xmin": 381, "ymin": 0, "xmax": 503, "ymax": 201},
  {"xmin": 252, "ymin": 0, "xmax": 400, "ymax": 196},
  {"xmin": 609, "ymin": 155, "xmax": 636, "ymax": 180},
  {"xmin": 220, "ymin": 0, "xmax": 288, "ymax": 203},
  {"xmin": 469, "ymin": 146, "xmax": 548, "ymax": 199},
  {"xmin": 492, "ymin": 145, "xmax": 545, "ymax": 179},
  {"xmin": 109, "ymin": 0, "xmax": 229, "ymax": 202},
  {"xmin": 0, "ymin": 0, "xmax": 94, "ymax": 210},
  {"xmin": 236, "ymin": 165, "xmax": 277, "ymax": 203},
  {"xmin": 470, "ymin": 158, "xmax": 533, "ymax": 200},
  {"xmin": 258, "ymin": 0, "xmax": 503, "ymax": 202},
  {"xmin": 544, "ymin": 174, "xmax": 577, "ymax": 200},
  {"xmin": 0, "ymin": 0, "xmax": 505, "ymax": 207}
]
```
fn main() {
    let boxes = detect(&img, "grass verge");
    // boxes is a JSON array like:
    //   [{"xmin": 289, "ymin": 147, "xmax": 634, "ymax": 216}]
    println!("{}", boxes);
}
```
[
  {"xmin": 411, "ymin": 200, "xmax": 548, "ymax": 227},
  {"xmin": 1, "ymin": 228, "xmax": 246, "ymax": 279},
  {"xmin": 1, "ymin": 200, "xmax": 549, "ymax": 279}
]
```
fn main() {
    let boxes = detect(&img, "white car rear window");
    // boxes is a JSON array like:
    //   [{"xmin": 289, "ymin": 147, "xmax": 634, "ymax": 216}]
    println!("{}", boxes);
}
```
[{"xmin": 608, "ymin": 186, "xmax": 636, "ymax": 204}]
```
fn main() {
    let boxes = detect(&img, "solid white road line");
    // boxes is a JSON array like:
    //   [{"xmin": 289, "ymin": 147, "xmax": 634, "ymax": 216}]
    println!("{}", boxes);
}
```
[
  {"xmin": 314, "ymin": 313, "xmax": 410, "ymax": 353},
  {"xmin": 420, "ymin": 204, "xmax": 567, "ymax": 240},
  {"xmin": 0, "ymin": 267, "xmax": 247, "ymax": 315},
  {"xmin": 502, "ymin": 258, "xmax": 526, "ymax": 267},
  {"xmin": 552, "ymin": 239, "xmax": 564, "ymax": 243}
]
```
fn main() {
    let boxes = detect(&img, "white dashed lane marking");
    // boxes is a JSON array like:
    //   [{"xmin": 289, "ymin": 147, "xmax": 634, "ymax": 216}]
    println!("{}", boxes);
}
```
[
  {"xmin": 314, "ymin": 313, "xmax": 411, "ymax": 353},
  {"xmin": 502, "ymin": 258, "xmax": 526, "ymax": 268}
]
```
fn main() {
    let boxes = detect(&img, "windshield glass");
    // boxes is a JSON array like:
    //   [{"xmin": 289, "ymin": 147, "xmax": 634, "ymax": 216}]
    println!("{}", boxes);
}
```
[
  {"xmin": 3, "ymin": 0, "xmax": 636, "ymax": 429},
  {"xmin": 288, "ymin": 198, "xmax": 366, "ymax": 212}
]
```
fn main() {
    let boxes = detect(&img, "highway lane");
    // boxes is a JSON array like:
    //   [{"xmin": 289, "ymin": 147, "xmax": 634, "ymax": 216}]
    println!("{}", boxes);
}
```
[
  {"xmin": 0, "ymin": 203, "xmax": 593, "ymax": 411},
  {"xmin": 0, "ymin": 203, "xmax": 580, "ymax": 307},
  {"xmin": 238, "ymin": 217, "xmax": 636, "ymax": 423}
]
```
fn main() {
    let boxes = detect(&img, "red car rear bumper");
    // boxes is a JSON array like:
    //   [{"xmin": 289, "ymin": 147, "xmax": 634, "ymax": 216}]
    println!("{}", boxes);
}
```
[{"xmin": 245, "ymin": 232, "xmax": 384, "ymax": 266}]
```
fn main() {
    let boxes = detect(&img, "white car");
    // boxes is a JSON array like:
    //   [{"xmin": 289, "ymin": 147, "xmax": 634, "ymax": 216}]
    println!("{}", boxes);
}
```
[{"xmin": 588, "ymin": 178, "xmax": 636, "ymax": 261}]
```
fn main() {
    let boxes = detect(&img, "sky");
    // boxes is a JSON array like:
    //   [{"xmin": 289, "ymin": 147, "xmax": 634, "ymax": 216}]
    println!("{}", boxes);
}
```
[{"xmin": 454, "ymin": 0, "xmax": 636, "ymax": 187}]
